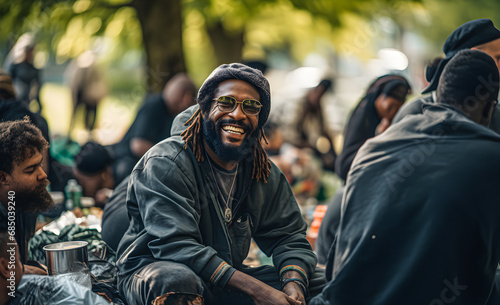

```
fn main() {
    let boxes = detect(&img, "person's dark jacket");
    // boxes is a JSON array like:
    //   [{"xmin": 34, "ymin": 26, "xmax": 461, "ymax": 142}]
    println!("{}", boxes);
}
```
[
  {"xmin": 311, "ymin": 104, "xmax": 500, "ymax": 305},
  {"xmin": 393, "ymin": 91, "xmax": 500, "ymax": 134},
  {"xmin": 116, "ymin": 105, "xmax": 316, "ymax": 288},
  {"xmin": 9, "ymin": 61, "xmax": 41, "ymax": 109},
  {"xmin": 0, "ymin": 98, "xmax": 49, "ymax": 141},
  {"xmin": 314, "ymin": 186, "xmax": 344, "ymax": 265},
  {"xmin": 335, "ymin": 93, "xmax": 381, "ymax": 181},
  {"xmin": 111, "ymin": 93, "xmax": 175, "ymax": 184},
  {"xmin": 0, "ymin": 200, "xmax": 37, "ymax": 264},
  {"xmin": 101, "ymin": 176, "xmax": 129, "ymax": 251}
]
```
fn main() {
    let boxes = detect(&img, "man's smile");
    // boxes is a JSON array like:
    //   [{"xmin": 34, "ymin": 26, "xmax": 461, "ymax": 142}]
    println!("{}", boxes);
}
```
[
  {"xmin": 222, "ymin": 125, "xmax": 246, "ymax": 135},
  {"xmin": 216, "ymin": 118, "xmax": 253, "ymax": 144}
]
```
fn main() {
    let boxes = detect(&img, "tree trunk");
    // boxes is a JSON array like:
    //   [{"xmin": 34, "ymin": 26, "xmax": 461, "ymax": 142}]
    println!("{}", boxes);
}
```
[
  {"xmin": 132, "ymin": 0, "xmax": 185, "ymax": 93},
  {"xmin": 206, "ymin": 21, "xmax": 244, "ymax": 65}
]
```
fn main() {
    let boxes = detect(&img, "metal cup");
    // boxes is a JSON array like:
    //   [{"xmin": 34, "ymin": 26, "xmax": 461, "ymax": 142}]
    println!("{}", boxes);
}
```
[{"xmin": 43, "ymin": 241, "xmax": 89, "ymax": 275}]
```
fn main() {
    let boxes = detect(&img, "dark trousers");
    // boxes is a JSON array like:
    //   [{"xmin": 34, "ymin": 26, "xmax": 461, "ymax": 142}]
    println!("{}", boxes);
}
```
[{"xmin": 119, "ymin": 261, "xmax": 326, "ymax": 305}]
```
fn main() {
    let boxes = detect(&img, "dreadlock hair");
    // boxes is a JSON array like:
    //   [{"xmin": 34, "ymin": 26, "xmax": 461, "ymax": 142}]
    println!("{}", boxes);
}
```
[
  {"xmin": 0, "ymin": 117, "xmax": 48, "ymax": 174},
  {"xmin": 181, "ymin": 96, "xmax": 272, "ymax": 182},
  {"xmin": 251, "ymin": 129, "xmax": 271, "ymax": 183},
  {"xmin": 181, "ymin": 107, "xmax": 204, "ymax": 162}
]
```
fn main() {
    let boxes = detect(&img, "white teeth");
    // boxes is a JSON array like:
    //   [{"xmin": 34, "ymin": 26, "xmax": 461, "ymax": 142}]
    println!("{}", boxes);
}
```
[{"xmin": 222, "ymin": 125, "xmax": 245, "ymax": 134}]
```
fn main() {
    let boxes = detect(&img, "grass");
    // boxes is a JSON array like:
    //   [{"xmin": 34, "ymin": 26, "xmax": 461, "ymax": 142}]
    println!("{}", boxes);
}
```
[{"xmin": 38, "ymin": 83, "xmax": 142, "ymax": 145}]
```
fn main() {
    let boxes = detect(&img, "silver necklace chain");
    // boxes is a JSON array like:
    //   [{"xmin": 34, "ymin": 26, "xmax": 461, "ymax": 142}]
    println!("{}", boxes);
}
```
[{"xmin": 206, "ymin": 153, "xmax": 238, "ymax": 223}]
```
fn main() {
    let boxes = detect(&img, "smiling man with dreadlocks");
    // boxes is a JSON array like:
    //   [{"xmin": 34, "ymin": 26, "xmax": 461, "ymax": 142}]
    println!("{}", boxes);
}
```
[{"xmin": 116, "ymin": 64, "xmax": 325, "ymax": 305}]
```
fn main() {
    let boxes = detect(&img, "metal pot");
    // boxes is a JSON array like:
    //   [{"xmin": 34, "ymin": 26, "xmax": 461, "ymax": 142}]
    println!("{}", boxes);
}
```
[{"xmin": 43, "ymin": 241, "xmax": 89, "ymax": 275}]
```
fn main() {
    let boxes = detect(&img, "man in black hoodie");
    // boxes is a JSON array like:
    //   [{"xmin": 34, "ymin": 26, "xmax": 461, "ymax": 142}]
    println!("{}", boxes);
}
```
[
  {"xmin": 117, "ymin": 63, "xmax": 325, "ymax": 305},
  {"xmin": 311, "ymin": 49, "xmax": 500, "ymax": 305}
]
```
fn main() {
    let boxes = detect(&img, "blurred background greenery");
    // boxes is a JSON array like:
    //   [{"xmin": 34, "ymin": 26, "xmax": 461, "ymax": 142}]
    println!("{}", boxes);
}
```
[{"xmin": 0, "ymin": 0, "xmax": 499, "ymax": 145}]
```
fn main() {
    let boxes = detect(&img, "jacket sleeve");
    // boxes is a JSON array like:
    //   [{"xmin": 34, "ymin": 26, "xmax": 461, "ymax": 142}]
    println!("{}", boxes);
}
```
[
  {"xmin": 129, "ymin": 155, "xmax": 235, "ymax": 286},
  {"xmin": 252, "ymin": 164, "xmax": 317, "ymax": 281}
]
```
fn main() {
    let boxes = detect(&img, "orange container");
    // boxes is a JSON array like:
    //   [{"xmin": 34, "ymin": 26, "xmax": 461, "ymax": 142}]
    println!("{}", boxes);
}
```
[{"xmin": 306, "ymin": 205, "xmax": 328, "ymax": 250}]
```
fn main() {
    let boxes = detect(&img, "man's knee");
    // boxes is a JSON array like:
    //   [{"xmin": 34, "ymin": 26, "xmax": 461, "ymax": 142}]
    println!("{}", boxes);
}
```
[
  {"xmin": 153, "ymin": 292, "xmax": 204, "ymax": 305},
  {"xmin": 141, "ymin": 261, "xmax": 203, "ymax": 293},
  {"xmin": 120, "ymin": 261, "xmax": 204, "ymax": 305}
]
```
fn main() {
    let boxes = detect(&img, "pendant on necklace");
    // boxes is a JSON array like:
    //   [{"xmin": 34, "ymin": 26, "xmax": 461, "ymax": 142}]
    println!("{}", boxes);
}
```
[{"xmin": 224, "ymin": 208, "xmax": 232, "ymax": 223}]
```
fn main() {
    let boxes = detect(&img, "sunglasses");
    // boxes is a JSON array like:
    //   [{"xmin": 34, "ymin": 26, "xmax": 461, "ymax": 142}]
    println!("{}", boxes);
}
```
[{"xmin": 214, "ymin": 96, "xmax": 262, "ymax": 116}]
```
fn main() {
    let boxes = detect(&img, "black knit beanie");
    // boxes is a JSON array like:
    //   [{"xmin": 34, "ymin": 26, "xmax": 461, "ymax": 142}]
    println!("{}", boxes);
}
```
[
  {"xmin": 423, "ymin": 19, "xmax": 500, "ymax": 94},
  {"xmin": 74, "ymin": 142, "xmax": 113, "ymax": 175},
  {"xmin": 197, "ymin": 63, "xmax": 271, "ymax": 128}
]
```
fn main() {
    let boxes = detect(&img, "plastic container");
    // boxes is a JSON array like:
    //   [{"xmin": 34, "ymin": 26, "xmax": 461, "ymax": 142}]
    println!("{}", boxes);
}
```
[
  {"xmin": 65, "ymin": 179, "xmax": 82, "ymax": 209},
  {"xmin": 306, "ymin": 205, "xmax": 328, "ymax": 250}
]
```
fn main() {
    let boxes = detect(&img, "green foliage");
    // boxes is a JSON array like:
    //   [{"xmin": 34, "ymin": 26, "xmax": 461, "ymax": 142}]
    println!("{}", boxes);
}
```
[
  {"xmin": 1, "ymin": 0, "xmax": 498, "ymax": 86},
  {"xmin": 0, "ymin": 0, "xmax": 140, "ymax": 64},
  {"xmin": 416, "ymin": 0, "xmax": 500, "ymax": 55}
]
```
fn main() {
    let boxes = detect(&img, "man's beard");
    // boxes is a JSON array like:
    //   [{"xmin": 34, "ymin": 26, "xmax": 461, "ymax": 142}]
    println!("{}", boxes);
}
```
[
  {"xmin": 203, "ymin": 117, "xmax": 259, "ymax": 162},
  {"xmin": 14, "ymin": 179, "xmax": 54, "ymax": 213}
]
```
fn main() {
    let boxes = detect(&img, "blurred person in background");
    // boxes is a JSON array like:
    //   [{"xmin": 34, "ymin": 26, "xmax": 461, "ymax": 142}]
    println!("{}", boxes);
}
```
[
  {"xmin": 112, "ymin": 73, "xmax": 196, "ymax": 184},
  {"xmin": 335, "ymin": 74, "xmax": 411, "ymax": 182},
  {"xmin": 296, "ymin": 79, "xmax": 337, "ymax": 171},
  {"xmin": 4, "ymin": 33, "xmax": 42, "ymax": 113},
  {"xmin": 315, "ymin": 75, "xmax": 410, "ymax": 264},
  {"xmin": 0, "ymin": 70, "xmax": 49, "ymax": 168},
  {"xmin": 393, "ymin": 18, "xmax": 500, "ymax": 132},
  {"xmin": 65, "ymin": 50, "xmax": 108, "ymax": 140},
  {"xmin": 73, "ymin": 141, "xmax": 115, "ymax": 206},
  {"xmin": 242, "ymin": 60, "xmax": 268, "ymax": 75},
  {"xmin": 311, "ymin": 49, "xmax": 500, "ymax": 305},
  {"xmin": 261, "ymin": 121, "xmax": 325, "ymax": 224}
]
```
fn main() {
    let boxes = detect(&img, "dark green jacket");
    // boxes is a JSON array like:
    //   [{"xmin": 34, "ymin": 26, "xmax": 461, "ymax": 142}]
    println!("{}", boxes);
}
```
[{"xmin": 116, "ymin": 105, "xmax": 316, "ymax": 288}]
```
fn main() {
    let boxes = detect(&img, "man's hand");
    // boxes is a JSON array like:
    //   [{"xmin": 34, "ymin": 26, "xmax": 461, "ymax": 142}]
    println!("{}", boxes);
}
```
[
  {"xmin": 375, "ymin": 117, "xmax": 391, "ymax": 135},
  {"xmin": 252, "ymin": 284, "xmax": 302, "ymax": 305},
  {"xmin": 95, "ymin": 188, "xmax": 113, "ymax": 205},
  {"xmin": 282, "ymin": 282, "xmax": 306, "ymax": 305},
  {"xmin": 24, "ymin": 264, "xmax": 47, "ymax": 275},
  {"xmin": 227, "ymin": 270, "xmax": 301, "ymax": 305},
  {"xmin": 281, "ymin": 270, "xmax": 307, "ymax": 304}
]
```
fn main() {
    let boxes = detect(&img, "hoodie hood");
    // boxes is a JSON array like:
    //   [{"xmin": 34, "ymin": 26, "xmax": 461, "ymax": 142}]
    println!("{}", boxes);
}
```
[{"xmin": 171, "ymin": 104, "xmax": 199, "ymax": 137}]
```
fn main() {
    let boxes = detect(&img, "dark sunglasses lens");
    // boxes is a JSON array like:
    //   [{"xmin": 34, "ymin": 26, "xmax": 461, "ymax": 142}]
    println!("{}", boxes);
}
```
[
  {"xmin": 217, "ymin": 96, "xmax": 236, "ymax": 112},
  {"xmin": 243, "ymin": 100, "xmax": 261, "ymax": 115}
]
